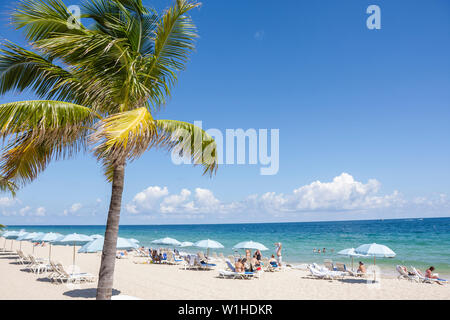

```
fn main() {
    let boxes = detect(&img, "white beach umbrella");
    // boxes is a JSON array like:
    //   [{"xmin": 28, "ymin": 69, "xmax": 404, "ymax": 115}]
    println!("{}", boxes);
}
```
[
  {"xmin": 179, "ymin": 241, "xmax": 194, "ymax": 247},
  {"xmin": 56, "ymin": 233, "xmax": 93, "ymax": 269},
  {"xmin": 195, "ymin": 239, "xmax": 224, "ymax": 257},
  {"xmin": 21, "ymin": 232, "xmax": 44, "ymax": 253},
  {"xmin": 354, "ymin": 243, "xmax": 396, "ymax": 281},
  {"xmin": 128, "ymin": 238, "xmax": 139, "ymax": 244},
  {"xmin": 78, "ymin": 237, "xmax": 138, "ymax": 253},
  {"xmin": 151, "ymin": 237, "xmax": 181, "ymax": 246},
  {"xmin": 354, "ymin": 243, "xmax": 396, "ymax": 264},
  {"xmin": 337, "ymin": 248, "xmax": 369, "ymax": 271},
  {"xmin": 16, "ymin": 232, "xmax": 30, "ymax": 250},
  {"xmin": 233, "ymin": 241, "xmax": 269, "ymax": 251},
  {"xmin": 2, "ymin": 231, "xmax": 19, "ymax": 251},
  {"xmin": 35, "ymin": 233, "xmax": 61, "ymax": 260},
  {"xmin": 3, "ymin": 231, "xmax": 24, "ymax": 250},
  {"xmin": 90, "ymin": 234, "xmax": 103, "ymax": 239}
]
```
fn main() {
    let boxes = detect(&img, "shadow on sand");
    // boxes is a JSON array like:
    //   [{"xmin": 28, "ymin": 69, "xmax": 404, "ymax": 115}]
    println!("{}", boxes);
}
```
[{"xmin": 63, "ymin": 288, "xmax": 121, "ymax": 298}]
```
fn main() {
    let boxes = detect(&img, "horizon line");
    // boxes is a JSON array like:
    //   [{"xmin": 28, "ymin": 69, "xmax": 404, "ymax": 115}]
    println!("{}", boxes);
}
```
[{"xmin": 3, "ymin": 215, "xmax": 449, "ymax": 228}]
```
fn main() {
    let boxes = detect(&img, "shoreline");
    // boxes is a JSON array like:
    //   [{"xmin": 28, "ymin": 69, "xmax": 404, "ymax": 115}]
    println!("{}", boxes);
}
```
[{"xmin": 1, "ymin": 239, "xmax": 449, "ymax": 300}]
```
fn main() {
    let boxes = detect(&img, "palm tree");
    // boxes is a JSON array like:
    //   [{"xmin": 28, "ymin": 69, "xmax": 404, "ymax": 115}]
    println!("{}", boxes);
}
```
[
  {"xmin": 0, "ymin": 0, "xmax": 217, "ymax": 299},
  {"xmin": 0, "ymin": 176, "xmax": 17, "ymax": 196}
]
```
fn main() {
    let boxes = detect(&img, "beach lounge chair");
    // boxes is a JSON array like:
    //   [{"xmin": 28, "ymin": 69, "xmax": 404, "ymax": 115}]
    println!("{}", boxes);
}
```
[
  {"xmin": 396, "ymin": 265, "xmax": 419, "ymax": 282},
  {"xmin": 222, "ymin": 260, "xmax": 256, "ymax": 279},
  {"xmin": 308, "ymin": 265, "xmax": 345, "ymax": 280},
  {"xmin": 411, "ymin": 266, "xmax": 448, "ymax": 284},
  {"xmin": 54, "ymin": 263, "xmax": 96, "ymax": 284},
  {"xmin": 16, "ymin": 250, "xmax": 31, "ymax": 265},
  {"xmin": 335, "ymin": 262, "xmax": 347, "ymax": 272},
  {"xmin": 27, "ymin": 255, "xmax": 50, "ymax": 274},
  {"xmin": 324, "ymin": 260, "xmax": 336, "ymax": 271},
  {"xmin": 133, "ymin": 248, "xmax": 148, "ymax": 257}
]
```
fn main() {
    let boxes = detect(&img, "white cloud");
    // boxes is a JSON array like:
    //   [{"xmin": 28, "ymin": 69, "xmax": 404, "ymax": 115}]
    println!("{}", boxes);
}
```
[
  {"xmin": 19, "ymin": 206, "xmax": 31, "ymax": 216},
  {"xmin": 0, "ymin": 197, "xmax": 17, "ymax": 207},
  {"xmin": 125, "ymin": 173, "xmax": 411, "ymax": 218},
  {"xmin": 33, "ymin": 207, "xmax": 46, "ymax": 217},
  {"xmin": 255, "ymin": 173, "xmax": 404, "ymax": 213},
  {"xmin": 70, "ymin": 203, "xmax": 82, "ymax": 213},
  {"xmin": 126, "ymin": 186, "xmax": 169, "ymax": 214},
  {"xmin": 63, "ymin": 202, "xmax": 83, "ymax": 216}
]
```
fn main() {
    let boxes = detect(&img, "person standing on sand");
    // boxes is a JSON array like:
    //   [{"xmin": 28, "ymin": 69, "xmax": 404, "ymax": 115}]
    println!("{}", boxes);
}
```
[{"xmin": 275, "ymin": 242, "xmax": 282, "ymax": 266}]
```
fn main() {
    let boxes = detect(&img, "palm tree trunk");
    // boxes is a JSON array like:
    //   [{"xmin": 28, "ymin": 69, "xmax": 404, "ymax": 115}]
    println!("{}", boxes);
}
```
[{"xmin": 96, "ymin": 161, "xmax": 125, "ymax": 300}]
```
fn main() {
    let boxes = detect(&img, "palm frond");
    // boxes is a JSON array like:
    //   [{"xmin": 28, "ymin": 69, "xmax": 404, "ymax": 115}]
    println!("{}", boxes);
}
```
[
  {"xmin": 0, "ymin": 100, "xmax": 96, "ymax": 138},
  {"xmin": 143, "ymin": 0, "xmax": 200, "ymax": 110},
  {"xmin": 0, "ymin": 100, "xmax": 97, "ymax": 185},
  {"xmin": 12, "ymin": 0, "xmax": 86, "ymax": 42},
  {"xmin": 91, "ymin": 107, "xmax": 156, "ymax": 180},
  {"xmin": 0, "ymin": 175, "xmax": 17, "ymax": 196},
  {"xmin": 155, "ymin": 119, "xmax": 217, "ymax": 175},
  {"xmin": 0, "ymin": 41, "xmax": 82, "ymax": 99}
]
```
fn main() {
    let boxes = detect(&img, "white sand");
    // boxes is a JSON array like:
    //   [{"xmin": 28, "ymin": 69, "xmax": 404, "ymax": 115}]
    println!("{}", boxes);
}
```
[{"xmin": 1, "ymin": 239, "xmax": 449, "ymax": 300}]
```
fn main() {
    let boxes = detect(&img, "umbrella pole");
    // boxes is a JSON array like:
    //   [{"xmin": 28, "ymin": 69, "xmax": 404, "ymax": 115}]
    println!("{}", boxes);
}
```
[
  {"xmin": 373, "ymin": 256, "xmax": 377, "ymax": 282},
  {"xmin": 10, "ymin": 239, "xmax": 13, "ymax": 251},
  {"xmin": 351, "ymin": 257, "xmax": 354, "ymax": 271},
  {"xmin": 73, "ymin": 242, "xmax": 76, "ymax": 275},
  {"xmin": 49, "ymin": 244, "xmax": 51, "ymax": 261},
  {"xmin": 20, "ymin": 241, "xmax": 22, "ymax": 250}
]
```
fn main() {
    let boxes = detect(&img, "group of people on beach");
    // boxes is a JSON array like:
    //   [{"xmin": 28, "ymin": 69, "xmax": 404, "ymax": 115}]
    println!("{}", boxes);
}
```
[{"xmin": 234, "ymin": 242, "xmax": 283, "ymax": 272}]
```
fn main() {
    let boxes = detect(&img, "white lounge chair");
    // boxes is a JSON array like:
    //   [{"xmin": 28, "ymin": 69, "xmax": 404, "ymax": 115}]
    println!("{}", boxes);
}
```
[
  {"xmin": 54, "ymin": 263, "xmax": 96, "ymax": 284},
  {"xmin": 411, "ymin": 266, "xmax": 448, "ymax": 284},
  {"xmin": 396, "ymin": 265, "xmax": 419, "ymax": 282}
]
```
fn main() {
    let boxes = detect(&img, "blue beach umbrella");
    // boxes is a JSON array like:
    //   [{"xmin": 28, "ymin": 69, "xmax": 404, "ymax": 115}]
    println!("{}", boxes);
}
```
[
  {"xmin": 16, "ymin": 232, "xmax": 30, "ymax": 250},
  {"xmin": 16, "ymin": 232, "xmax": 30, "ymax": 241},
  {"xmin": 35, "ymin": 233, "xmax": 61, "ymax": 260},
  {"xmin": 337, "ymin": 248, "xmax": 369, "ymax": 271},
  {"xmin": 195, "ymin": 239, "xmax": 224, "ymax": 257},
  {"xmin": 56, "ymin": 233, "xmax": 93, "ymax": 267},
  {"xmin": 179, "ymin": 241, "xmax": 194, "ymax": 247},
  {"xmin": 151, "ymin": 237, "xmax": 181, "ymax": 246},
  {"xmin": 354, "ymin": 243, "xmax": 396, "ymax": 265},
  {"xmin": 28, "ymin": 232, "xmax": 46, "ymax": 253},
  {"xmin": 3, "ymin": 231, "xmax": 20, "ymax": 239},
  {"xmin": 233, "ymin": 241, "xmax": 269, "ymax": 251},
  {"xmin": 2, "ymin": 231, "xmax": 19, "ymax": 251},
  {"xmin": 3, "ymin": 231, "xmax": 24, "ymax": 250},
  {"xmin": 354, "ymin": 243, "xmax": 395, "ymax": 282},
  {"xmin": 78, "ymin": 237, "xmax": 138, "ymax": 253}
]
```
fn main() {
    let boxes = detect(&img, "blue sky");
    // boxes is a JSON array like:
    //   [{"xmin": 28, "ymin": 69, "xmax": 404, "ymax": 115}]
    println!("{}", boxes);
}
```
[{"xmin": 0, "ymin": 0, "xmax": 449, "ymax": 225}]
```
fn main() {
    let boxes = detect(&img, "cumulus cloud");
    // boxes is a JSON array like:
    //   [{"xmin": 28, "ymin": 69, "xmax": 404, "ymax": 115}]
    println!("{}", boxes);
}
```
[
  {"xmin": 0, "ymin": 197, "xmax": 18, "ymax": 208},
  {"xmin": 126, "ymin": 186, "xmax": 169, "ymax": 214},
  {"xmin": 126, "ymin": 186, "xmax": 240, "ymax": 215},
  {"xmin": 63, "ymin": 202, "xmax": 83, "ymax": 215},
  {"xmin": 125, "ymin": 173, "xmax": 408, "ymax": 217},
  {"xmin": 33, "ymin": 207, "xmax": 46, "ymax": 217},
  {"xmin": 255, "ymin": 173, "xmax": 404, "ymax": 213}
]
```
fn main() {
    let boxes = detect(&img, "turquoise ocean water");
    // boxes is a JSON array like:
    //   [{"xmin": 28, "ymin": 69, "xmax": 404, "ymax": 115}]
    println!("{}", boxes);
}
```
[{"xmin": 4, "ymin": 217, "xmax": 450, "ymax": 277}]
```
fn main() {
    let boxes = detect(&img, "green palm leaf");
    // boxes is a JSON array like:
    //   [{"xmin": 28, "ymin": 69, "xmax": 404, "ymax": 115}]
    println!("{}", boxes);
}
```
[
  {"xmin": 91, "ymin": 107, "xmax": 156, "ymax": 177},
  {"xmin": 12, "ymin": 0, "xmax": 86, "ymax": 41},
  {"xmin": 155, "ymin": 119, "xmax": 218, "ymax": 175},
  {"xmin": 0, "ymin": 175, "xmax": 17, "ymax": 196},
  {"xmin": 0, "ymin": 100, "xmax": 97, "ymax": 184}
]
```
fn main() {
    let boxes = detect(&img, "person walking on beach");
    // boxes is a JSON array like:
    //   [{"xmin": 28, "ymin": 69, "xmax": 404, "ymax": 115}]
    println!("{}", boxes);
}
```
[{"xmin": 275, "ymin": 242, "xmax": 282, "ymax": 266}]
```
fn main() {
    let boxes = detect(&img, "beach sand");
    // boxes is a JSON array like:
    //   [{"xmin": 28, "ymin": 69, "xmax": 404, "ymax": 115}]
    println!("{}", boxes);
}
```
[{"xmin": 1, "ymin": 240, "xmax": 449, "ymax": 300}]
